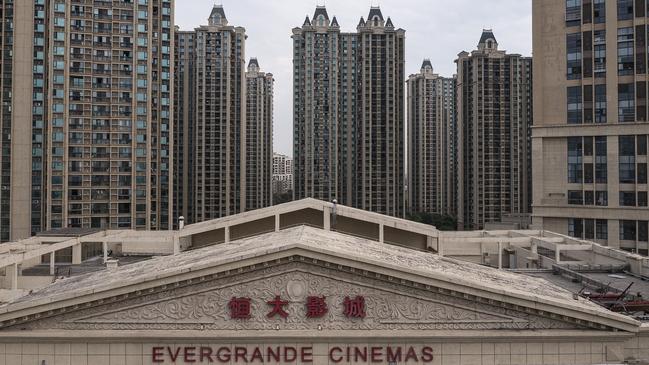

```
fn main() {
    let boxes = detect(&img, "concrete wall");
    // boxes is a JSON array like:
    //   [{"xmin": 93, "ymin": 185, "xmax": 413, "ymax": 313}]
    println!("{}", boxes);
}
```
[
  {"xmin": 333, "ymin": 216, "xmax": 379, "ymax": 241},
  {"xmin": 192, "ymin": 228, "xmax": 225, "ymax": 249},
  {"xmin": 230, "ymin": 217, "xmax": 275, "ymax": 241},
  {"xmin": 280, "ymin": 209, "xmax": 324, "ymax": 229},
  {"xmin": 0, "ymin": 337, "xmax": 635, "ymax": 365},
  {"xmin": 384, "ymin": 226, "xmax": 427, "ymax": 251}
]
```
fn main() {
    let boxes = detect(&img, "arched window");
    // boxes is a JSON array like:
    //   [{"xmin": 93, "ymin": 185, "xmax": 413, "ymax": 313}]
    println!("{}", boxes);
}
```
[
  {"xmin": 487, "ymin": 40, "xmax": 493, "ymax": 49},
  {"xmin": 318, "ymin": 15, "xmax": 325, "ymax": 26}
]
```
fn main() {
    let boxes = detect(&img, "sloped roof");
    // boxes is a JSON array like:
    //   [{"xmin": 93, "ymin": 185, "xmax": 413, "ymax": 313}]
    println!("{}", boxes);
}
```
[
  {"xmin": 368, "ymin": 6, "xmax": 384, "ymax": 21},
  {"xmin": 248, "ymin": 58, "xmax": 259, "ymax": 68},
  {"xmin": 209, "ymin": 5, "xmax": 227, "ymax": 22},
  {"xmin": 421, "ymin": 59, "xmax": 433, "ymax": 70},
  {"xmin": 479, "ymin": 29, "xmax": 497, "ymax": 45},
  {"xmin": 0, "ymin": 226, "xmax": 638, "ymax": 331},
  {"xmin": 313, "ymin": 6, "xmax": 329, "ymax": 21}
]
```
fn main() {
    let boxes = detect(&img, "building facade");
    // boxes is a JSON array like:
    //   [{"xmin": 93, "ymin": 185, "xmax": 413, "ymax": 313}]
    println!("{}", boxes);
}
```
[
  {"xmin": 173, "ymin": 29, "xmax": 196, "ymax": 226},
  {"xmin": 456, "ymin": 31, "xmax": 533, "ymax": 230},
  {"xmin": 533, "ymin": 0, "xmax": 649, "ymax": 254},
  {"xmin": 193, "ymin": 6, "xmax": 246, "ymax": 221},
  {"xmin": 292, "ymin": 6, "xmax": 405, "ymax": 217},
  {"xmin": 272, "ymin": 153, "xmax": 293, "ymax": 195},
  {"xmin": 0, "ymin": 0, "xmax": 175, "ymax": 242},
  {"xmin": 407, "ymin": 60, "xmax": 457, "ymax": 216},
  {"xmin": 245, "ymin": 58, "xmax": 274, "ymax": 211}
]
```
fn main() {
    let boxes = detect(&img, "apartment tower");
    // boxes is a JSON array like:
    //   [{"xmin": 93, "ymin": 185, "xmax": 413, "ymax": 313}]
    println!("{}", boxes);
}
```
[
  {"xmin": 193, "ymin": 6, "xmax": 246, "ymax": 221},
  {"xmin": 245, "ymin": 58, "xmax": 274, "ymax": 211},
  {"xmin": 292, "ymin": 6, "xmax": 405, "ymax": 217},
  {"xmin": 173, "ymin": 29, "xmax": 195, "ymax": 226},
  {"xmin": 407, "ymin": 60, "xmax": 457, "ymax": 216},
  {"xmin": 456, "ymin": 30, "xmax": 533, "ymax": 230},
  {"xmin": 272, "ymin": 153, "xmax": 293, "ymax": 195},
  {"xmin": 0, "ymin": 0, "xmax": 174, "ymax": 241},
  {"xmin": 533, "ymin": 0, "xmax": 649, "ymax": 253}
]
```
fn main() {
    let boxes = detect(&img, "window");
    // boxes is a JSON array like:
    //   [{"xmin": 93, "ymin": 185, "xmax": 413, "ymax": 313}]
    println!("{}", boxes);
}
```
[
  {"xmin": 595, "ymin": 85, "xmax": 607, "ymax": 122},
  {"xmin": 567, "ymin": 0, "xmax": 582, "ymax": 26},
  {"xmin": 595, "ymin": 137, "xmax": 608, "ymax": 183},
  {"xmin": 638, "ymin": 135, "xmax": 648, "ymax": 155},
  {"xmin": 569, "ymin": 218, "xmax": 584, "ymax": 239},
  {"xmin": 568, "ymin": 137, "xmax": 583, "ymax": 183},
  {"xmin": 567, "ymin": 33, "xmax": 582, "ymax": 79},
  {"xmin": 620, "ymin": 191, "xmax": 637, "ymax": 206},
  {"xmin": 618, "ymin": 83, "xmax": 635, "ymax": 122},
  {"xmin": 640, "ymin": 221, "xmax": 649, "ymax": 242},
  {"xmin": 585, "ymin": 190, "xmax": 595, "ymax": 205},
  {"xmin": 585, "ymin": 219, "xmax": 595, "ymax": 239},
  {"xmin": 584, "ymin": 163, "xmax": 594, "ymax": 183},
  {"xmin": 567, "ymin": 86, "xmax": 583, "ymax": 123},
  {"xmin": 568, "ymin": 190, "xmax": 584, "ymax": 204},
  {"xmin": 618, "ymin": 0, "xmax": 634, "ymax": 20},
  {"xmin": 618, "ymin": 27, "xmax": 634, "ymax": 76},
  {"xmin": 620, "ymin": 220, "xmax": 637, "ymax": 241},
  {"xmin": 620, "ymin": 136, "xmax": 636, "ymax": 183},
  {"xmin": 594, "ymin": 0, "xmax": 606, "ymax": 23},
  {"xmin": 596, "ymin": 219, "xmax": 608, "ymax": 240},
  {"xmin": 638, "ymin": 192, "xmax": 648, "ymax": 206},
  {"xmin": 596, "ymin": 191, "xmax": 608, "ymax": 206},
  {"xmin": 639, "ymin": 164, "xmax": 648, "ymax": 183}
]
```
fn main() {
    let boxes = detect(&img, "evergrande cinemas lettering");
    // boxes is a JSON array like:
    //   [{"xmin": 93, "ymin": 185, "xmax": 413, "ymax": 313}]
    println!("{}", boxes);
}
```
[{"xmin": 152, "ymin": 345, "xmax": 435, "ymax": 363}]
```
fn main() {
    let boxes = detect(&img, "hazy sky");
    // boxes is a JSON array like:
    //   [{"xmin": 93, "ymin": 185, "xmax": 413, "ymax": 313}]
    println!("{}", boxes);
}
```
[{"xmin": 176, "ymin": 0, "xmax": 532, "ymax": 157}]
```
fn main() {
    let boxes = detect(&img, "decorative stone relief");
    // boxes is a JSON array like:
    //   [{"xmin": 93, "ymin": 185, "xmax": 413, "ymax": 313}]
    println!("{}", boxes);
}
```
[{"xmin": 7, "ymin": 262, "xmax": 584, "ymax": 331}]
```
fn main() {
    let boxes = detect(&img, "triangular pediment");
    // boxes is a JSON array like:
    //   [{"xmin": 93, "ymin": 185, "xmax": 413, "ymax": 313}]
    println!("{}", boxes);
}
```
[
  {"xmin": 5, "ymin": 261, "xmax": 580, "ymax": 332},
  {"xmin": 0, "ymin": 227, "xmax": 639, "ymax": 333}
]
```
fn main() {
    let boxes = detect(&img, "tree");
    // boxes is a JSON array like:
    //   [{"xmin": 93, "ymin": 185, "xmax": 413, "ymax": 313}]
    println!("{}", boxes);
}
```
[
  {"xmin": 407, "ymin": 212, "xmax": 457, "ymax": 231},
  {"xmin": 273, "ymin": 190, "xmax": 293, "ymax": 205}
]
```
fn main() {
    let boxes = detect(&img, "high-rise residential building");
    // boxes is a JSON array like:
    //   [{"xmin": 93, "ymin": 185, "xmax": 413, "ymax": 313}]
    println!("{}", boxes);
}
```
[
  {"xmin": 1, "ymin": 0, "xmax": 174, "ymax": 242},
  {"xmin": 407, "ymin": 60, "xmax": 457, "ymax": 217},
  {"xmin": 272, "ymin": 153, "xmax": 293, "ymax": 195},
  {"xmin": 173, "ymin": 29, "xmax": 196, "ymax": 226},
  {"xmin": 456, "ymin": 30, "xmax": 533, "ymax": 230},
  {"xmin": 174, "ymin": 5, "xmax": 273, "ymax": 223},
  {"xmin": 533, "ymin": 0, "xmax": 649, "ymax": 254},
  {"xmin": 292, "ymin": 6, "xmax": 405, "ymax": 217},
  {"xmin": 193, "ymin": 6, "xmax": 246, "ymax": 222},
  {"xmin": 245, "ymin": 58, "xmax": 274, "ymax": 211}
]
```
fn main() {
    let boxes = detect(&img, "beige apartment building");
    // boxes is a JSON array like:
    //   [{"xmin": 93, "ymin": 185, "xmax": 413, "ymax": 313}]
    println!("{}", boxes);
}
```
[
  {"xmin": 533, "ymin": 0, "xmax": 649, "ymax": 255},
  {"xmin": 173, "ymin": 29, "xmax": 196, "ymax": 226},
  {"xmin": 407, "ymin": 60, "xmax": 457, "ymax": 217},
  {"xmin": 272, "ymin": 153, "xmax": 293, "ymax": 195},
  {"xmin": 292, "ymin": 6, "xmax": 405, "ymax": 217},
  {"xmin": 456, "ymin": 31, "xmax": 533, "ymax": 230},
  {"xmin": 174, "ymin": 6, "xmax": 273, "ymax": 224},
  {"xmin": 245, "ymin": 58, "xmax": 274, "ymax": 211},
  {"xmin": 193, "ymin": 6, "xmax": 247, "ymax": 221},
  {"xmin": 0, "ymin": 0, "xmax": 175, "ymax": 242}
]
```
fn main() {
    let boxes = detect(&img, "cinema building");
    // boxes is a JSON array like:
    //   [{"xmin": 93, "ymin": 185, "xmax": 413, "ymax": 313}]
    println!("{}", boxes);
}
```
[{"xmin": 0, "ymin": 199, "xmax": 646, "ymax": 364}]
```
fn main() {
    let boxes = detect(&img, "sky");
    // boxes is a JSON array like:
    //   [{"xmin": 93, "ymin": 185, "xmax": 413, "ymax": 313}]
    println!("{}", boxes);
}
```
[{"xmin": 176, "ymin": 0, "xmax": 532, "ymax": 157}]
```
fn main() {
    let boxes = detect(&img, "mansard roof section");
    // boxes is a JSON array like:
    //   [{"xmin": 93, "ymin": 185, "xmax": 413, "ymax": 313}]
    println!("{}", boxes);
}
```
[
  {"xmin": 208, "ymin": 5, "xmax": 228, "ymax": 26},
  {"xmin": 0, "ymin": 225, "xmax": 639, "ymax": 332},
  {"xmin": 421, "ymin": 59, "xmax": 433, "ymax": 71},
  {"xmin": 247, "ymin": 58, "xmax": 260, "ymax": 72},
  {"xmin": 331, "ymin": 16, "xmax": 340, "ymax": 28},
  {"xmin": 313, "ymin": 6, "xmax": 330, "ymax": 22},
  {"xmin": 385, "ymin": 17, "xmax": 394, "ymax": 28},
  {"xmin": 358, "ymin": 16, "xmax": 366, "ymax": 28},
  {"xmin": 368, "ymin": 6, "xmax": 384, "ymax": 21},
  {"xmin": 303, "ymin": 16, "xmax": 311, "ymax": 27}
]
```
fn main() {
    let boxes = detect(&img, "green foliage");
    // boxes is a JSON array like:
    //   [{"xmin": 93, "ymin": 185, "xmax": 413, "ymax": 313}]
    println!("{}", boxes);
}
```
[
  {"xmin": 273, "ymin": 190, "xmax": 294, "ymax": 205},
  {"xmin": 407, "ymin": 212, "xmax": 457, "ymax": 231}
]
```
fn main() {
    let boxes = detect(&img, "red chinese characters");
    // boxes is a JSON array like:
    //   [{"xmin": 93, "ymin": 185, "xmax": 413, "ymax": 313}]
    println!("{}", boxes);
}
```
[
  {"xmin": 305, "ymin": 296, "xmax": 328, "ymax": 318},
  {"xmin": 343, "ymin": 296, "xmax": 366, "ymax": 318},
  {"xmin": 266, "ymin": 295, "xmax": 289, "ymax": 318},
  {"xmin": 228, "ymin": 297, "xmax": 251, "ymax": 319}
]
